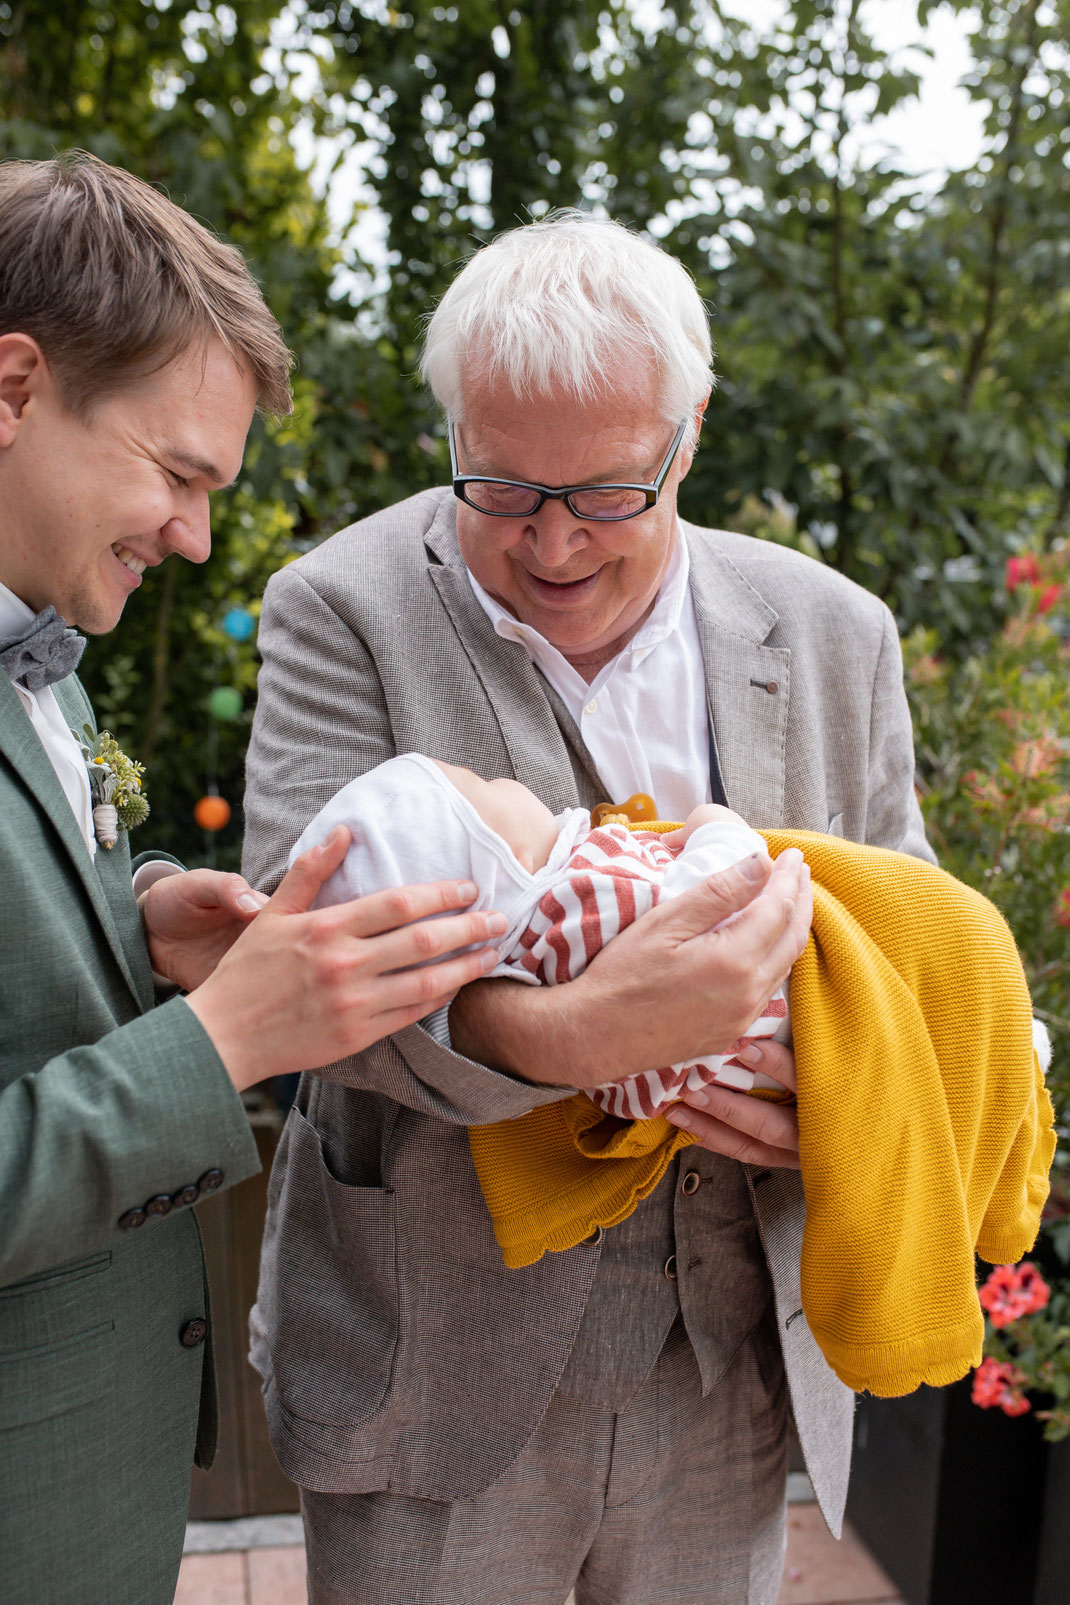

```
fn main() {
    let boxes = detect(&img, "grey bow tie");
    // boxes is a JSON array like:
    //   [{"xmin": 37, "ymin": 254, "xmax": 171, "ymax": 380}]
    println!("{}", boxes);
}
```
[{"xmin": 0, "ymin": 606, "xmax": 86, "ymax": 691}]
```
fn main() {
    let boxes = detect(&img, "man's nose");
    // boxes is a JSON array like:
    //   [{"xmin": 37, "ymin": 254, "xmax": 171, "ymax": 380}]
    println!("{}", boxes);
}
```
[
  {"xmin": 526, "ymin": 496, "xmax": 587, "ymax": 567},
  {"xmin": 163, "ymin": 491, "xmax": 211, "ymax": 565}
]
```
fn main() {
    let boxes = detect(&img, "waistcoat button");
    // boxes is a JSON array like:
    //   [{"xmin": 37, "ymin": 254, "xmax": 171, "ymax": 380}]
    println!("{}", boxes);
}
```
[
  {"xmin": 681, "ymin": 1171, "xmax": 701, "ymax": 1196},
  {"xmin": 663, "ymin": 1255, "xmax": 678, "ymax": 1280}
]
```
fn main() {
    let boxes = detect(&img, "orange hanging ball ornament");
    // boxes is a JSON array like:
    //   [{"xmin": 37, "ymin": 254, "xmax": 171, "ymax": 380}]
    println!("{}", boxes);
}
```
[{"xmin": 194, "ymin": 794, "xmax": 231, "ymax": 832}]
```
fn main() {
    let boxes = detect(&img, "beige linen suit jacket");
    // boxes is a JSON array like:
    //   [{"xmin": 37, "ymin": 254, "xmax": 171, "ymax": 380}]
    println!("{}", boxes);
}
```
[{"xmin": 243, "ymin": 487, "xmax": 931, "ymax": 1537}]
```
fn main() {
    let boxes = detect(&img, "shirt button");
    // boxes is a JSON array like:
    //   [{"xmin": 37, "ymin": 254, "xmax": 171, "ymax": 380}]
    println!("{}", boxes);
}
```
[
  {"xmin": 583, "ymin": 699, "xmax": 598, "ymax": 716},
  {"xmin": 180, "ymin": 1318, "xmax": 209, "ymax": 1348},
  {"xmin": 145, "ymin": 1194, "xmax": 173, "ymax": 1218},
  {"xmin": 664, "ymin": 1255, "xmax": 678, "ymax": 1280},
  {"xmin": 117, "ymin": 1208, "xmax": 147, "ymax": 1231},
  {"xmin": 681, "ymin": 1171, "xmax": 702, "ymax": 1196},
  {"xmin": 197, "ymin": 1169, "xmax": 225, "ymax": 1194}
]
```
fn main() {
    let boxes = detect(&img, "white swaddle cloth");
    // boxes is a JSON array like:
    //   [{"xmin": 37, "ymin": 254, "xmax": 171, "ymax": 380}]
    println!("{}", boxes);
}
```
[{"xmin": 288, "ymin": 752, "xmax": 591, "ymax": 959}]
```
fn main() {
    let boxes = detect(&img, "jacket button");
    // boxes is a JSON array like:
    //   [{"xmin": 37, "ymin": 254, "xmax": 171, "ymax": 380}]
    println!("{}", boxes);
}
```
[
  {"xmin": 681, "ymin": 1171, "xmax": 701, "ymax": 1196},
  {"xmin": 145, "ymin": 1194, "xmax": 172, "ymax": 1217},
  {"xmin": 664, "ymin": 1255, "xmax": 678, "ymax": 1280},
  {"xmin": 581, "ymin": 1226, "xmax": 604, "ymax": 1246},
  {"xmin": 180, "ymin": 1319, "xmax": 209, "ymax": 1348},
  {"xmin": 117, "ymin": 1208, "xmax": 147, "ymax": 1231},
  {"xmin": 174, "ymin": 1184, "xmax": 200, "ymax": 1208},
  {"xmin": 197, "ymin": 1169, "xmax": 225, "ymax": 1194},
  {"xmin": 765, "ymin": 680, "xmax": 779, "ymax": 695}
]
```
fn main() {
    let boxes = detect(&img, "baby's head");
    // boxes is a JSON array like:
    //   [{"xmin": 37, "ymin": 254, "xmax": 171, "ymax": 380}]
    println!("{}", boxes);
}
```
[{"xmin": 430, "ymin": 761, "xmax": 559, "ymax": 874}]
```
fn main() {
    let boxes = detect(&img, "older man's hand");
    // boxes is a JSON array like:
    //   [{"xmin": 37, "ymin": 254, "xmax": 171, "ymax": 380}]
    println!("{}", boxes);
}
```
[
  {"xmin": 450, "ymin": 846, "xmax": 811, "ymax": 1152},
  {"xmin": 665, "ymin": 1040, "xmax": 800, "ymax": 1169}
]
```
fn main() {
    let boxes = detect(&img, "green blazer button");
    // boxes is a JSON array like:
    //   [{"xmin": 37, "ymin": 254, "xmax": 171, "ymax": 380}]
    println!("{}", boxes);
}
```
[
  {"xmin": 174, "ymin": 1184, "xmax": 200, "ymax": 1208},
  {"xmin": 117, "ymin": 1208, "xmax": 147, "ymax": 1231},
  {"xmin": 180, "ymin": 1319, "xmax": 208, "ymax": 1348},
  {"xmin": 197, "ymin": 1169, "xmax": 224, "ymax": 1193},
  {"xmin": 145, "ymin": 1194, "xmax": 173, "ymax": 1217}
]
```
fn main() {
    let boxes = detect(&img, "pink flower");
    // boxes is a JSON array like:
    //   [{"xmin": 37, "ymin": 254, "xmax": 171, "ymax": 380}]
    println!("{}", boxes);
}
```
[
  {"xmin": 971, "ymin": 1357, "xmax": 1032, "ymax": 1417},
  {"xmin": 1036, "ymin": 583, "xmax": 1062, "ymax": 614},
  {"xmin": 979, "ymin": 1262, "xmax": 1051, "ymax": 1328},
  {"xmin": 1006, "ymin": 554, "xmax": 1041, "ymax": 591}
]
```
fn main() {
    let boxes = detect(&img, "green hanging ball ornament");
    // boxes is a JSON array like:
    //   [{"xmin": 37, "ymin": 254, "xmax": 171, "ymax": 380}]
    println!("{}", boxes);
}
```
[{"xmin": 209, "ymin": 686, "xmax": 243, "ymax": 721}]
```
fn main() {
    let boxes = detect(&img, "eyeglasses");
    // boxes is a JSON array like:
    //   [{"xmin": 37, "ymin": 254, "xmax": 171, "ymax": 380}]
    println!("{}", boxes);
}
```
[{"xmin": 449, "ymin": 417, "xmax": 689, "ymax": 522}]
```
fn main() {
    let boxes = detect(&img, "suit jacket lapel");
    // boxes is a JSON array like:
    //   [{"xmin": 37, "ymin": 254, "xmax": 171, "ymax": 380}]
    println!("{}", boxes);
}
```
[
  {"xmin": 424, "ymin": 506, "xmax": 591, "ymax": 814},
  {"xmin": 684, "ymin": 524, "xmax": 791, "ymax": 828},
  {"xmin": 0, "ymin": 673, "xmax": 143, "ymax": 1004}
]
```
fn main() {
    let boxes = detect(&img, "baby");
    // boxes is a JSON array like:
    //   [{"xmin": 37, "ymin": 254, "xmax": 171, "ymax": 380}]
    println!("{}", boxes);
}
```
[{"xmin": 290, "ymin": 753, "xmax": 790, "ymax": 1118}]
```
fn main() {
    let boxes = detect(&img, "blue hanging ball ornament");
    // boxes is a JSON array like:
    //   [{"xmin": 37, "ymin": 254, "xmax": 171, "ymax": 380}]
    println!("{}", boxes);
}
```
[
  {"xmin": 222, "ymin": 606, "xmax": 255, "ymax": 643},
  {"xmin": 209, "ymin": 686, "xmax": 243, "ymax": 721}
]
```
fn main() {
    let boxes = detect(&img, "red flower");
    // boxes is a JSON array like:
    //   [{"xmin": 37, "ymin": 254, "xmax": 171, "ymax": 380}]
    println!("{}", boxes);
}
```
[
  {"xmin": 1056, "ymin": 889, "xmax": 1070, "ymax": 930},
  {"xmin": 979, "ymin": 1262, "xmax": 1051, "ymax": 1328},
  {"xmin": 1036, "ymin": 584, "xmax": 1062, "ymax": 614},
  {"xmin": 971, "ymin": 1357, "xmax": 1032, "ymax": 1418},
  {"xmin": 1006, "ymin": 554, "xmax": 1041, "ymax": 591}
]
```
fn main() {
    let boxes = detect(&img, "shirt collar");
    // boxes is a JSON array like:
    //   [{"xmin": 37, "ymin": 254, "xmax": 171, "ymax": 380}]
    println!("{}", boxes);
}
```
[
  {"xmin": 0, "ymin": 578, "xmax": 37, "ymax": 636},
  {"xmin": 466, "ymin": 522, "xmax": 690, "ymax": 676}
]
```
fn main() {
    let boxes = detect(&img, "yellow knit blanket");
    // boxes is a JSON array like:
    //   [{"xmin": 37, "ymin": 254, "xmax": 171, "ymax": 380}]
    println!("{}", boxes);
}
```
[{"xmin": 468, "ymin": 830, "xmax": 1055, "ymax": 1397}]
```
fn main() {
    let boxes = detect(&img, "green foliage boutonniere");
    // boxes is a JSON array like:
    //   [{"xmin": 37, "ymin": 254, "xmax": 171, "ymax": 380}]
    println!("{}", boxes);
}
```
[{"xmin": 78, "ymin": 725, "xmax": 150, "ymax": 849}]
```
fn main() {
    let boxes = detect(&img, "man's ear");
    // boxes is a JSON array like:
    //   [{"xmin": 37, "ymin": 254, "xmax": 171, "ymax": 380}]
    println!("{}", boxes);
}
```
[
  {"xmin": 677, "ymin": 392, "xmax": 710, "ymax": 481},
  {"xmin": 0, "ymin": 333, "xmax": 47, "ymax": 448}
]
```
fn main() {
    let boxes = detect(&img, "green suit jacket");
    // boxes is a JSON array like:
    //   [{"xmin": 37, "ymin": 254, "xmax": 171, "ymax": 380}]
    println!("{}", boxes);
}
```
[{"xmin": 0, "ymin": 669, "xmax": 260, "ymax": 1605}]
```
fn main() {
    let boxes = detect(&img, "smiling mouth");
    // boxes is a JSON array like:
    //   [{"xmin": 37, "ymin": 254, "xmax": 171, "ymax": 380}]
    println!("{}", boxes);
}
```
[
  {"xmin": 112, "ymin": 544, "xmax": 148, "ymax": 576},
  {"xmin": 525, "ymin": 570, "xmax": 600, "ymax": 597}
]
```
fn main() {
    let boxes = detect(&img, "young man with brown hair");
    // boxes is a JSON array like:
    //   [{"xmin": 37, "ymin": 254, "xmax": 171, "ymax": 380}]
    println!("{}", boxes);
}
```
[{"xmin": 0, "ymin": 152, "xmax": 505, "ymax": 1605}]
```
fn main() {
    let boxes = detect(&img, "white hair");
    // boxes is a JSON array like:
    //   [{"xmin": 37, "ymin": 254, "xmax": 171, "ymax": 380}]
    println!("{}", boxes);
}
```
[{"xmin": 420, "ymin": 211, "xmax": 713, "ymax": 445}]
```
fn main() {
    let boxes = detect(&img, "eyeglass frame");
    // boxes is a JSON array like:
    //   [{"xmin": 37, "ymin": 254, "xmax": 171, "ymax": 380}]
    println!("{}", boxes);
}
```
[{"xmin": 448, "ymin": 417, "xmax": 690, "ymax": 522}]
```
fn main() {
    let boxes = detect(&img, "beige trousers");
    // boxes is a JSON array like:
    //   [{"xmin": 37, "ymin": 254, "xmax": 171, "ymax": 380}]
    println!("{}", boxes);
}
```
[{"xmin": 301, "ymin": 1314, "xmax": 788, "ymax": 1605}]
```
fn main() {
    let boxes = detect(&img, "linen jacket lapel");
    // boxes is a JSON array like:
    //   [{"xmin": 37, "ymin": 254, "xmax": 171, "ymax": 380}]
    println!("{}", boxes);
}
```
[
  {"xmin": 423, "ymin": 507, "xmax": 601, "ymax": 812},
  {"xmin": 685, "ymin": 522, "xmax": 791, "ymax": 828},
  {"xmin": 0, "ymin": 671, "xmax": 145, "ymax": 1007}
]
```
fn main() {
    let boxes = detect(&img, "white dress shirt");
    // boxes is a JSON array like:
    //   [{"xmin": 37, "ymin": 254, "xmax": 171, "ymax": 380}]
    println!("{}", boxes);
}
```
[
  {"xmin": 467, "ymin": 528, "xmax": 712, "ymax": 818},
  {"xmin": 0, "ymin": 580, "xmax": 98, "ymax": 857}
]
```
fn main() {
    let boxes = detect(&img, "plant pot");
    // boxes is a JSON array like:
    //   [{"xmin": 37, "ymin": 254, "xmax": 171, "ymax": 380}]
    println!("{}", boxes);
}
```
[{"xmin": 846, "ymin": 1379, "xmax": 1070, "ymax": 1605}]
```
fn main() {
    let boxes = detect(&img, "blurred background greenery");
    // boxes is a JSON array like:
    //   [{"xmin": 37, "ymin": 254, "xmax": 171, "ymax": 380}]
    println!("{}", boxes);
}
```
[{"xmin": 3, "ymin": 0, "xmax": 1069, "ymax": 1434}]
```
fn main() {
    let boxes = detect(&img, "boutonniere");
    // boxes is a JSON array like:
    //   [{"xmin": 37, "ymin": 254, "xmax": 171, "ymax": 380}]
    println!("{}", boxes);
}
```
[{"xmin": 78, "ymin": 725, "xmax": 150, "ymax": 849}]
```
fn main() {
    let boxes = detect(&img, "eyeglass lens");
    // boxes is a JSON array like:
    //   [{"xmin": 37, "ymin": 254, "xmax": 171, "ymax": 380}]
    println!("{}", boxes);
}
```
[{"xmin": 462, "ymin": 482, "xmax": 649, "ymax": 519}]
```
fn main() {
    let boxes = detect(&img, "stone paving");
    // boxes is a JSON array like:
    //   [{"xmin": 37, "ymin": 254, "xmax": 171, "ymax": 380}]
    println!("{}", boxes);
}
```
[{"xmin": 175, "ymin": 1497, "xmax": 904, "ymax": 1604}]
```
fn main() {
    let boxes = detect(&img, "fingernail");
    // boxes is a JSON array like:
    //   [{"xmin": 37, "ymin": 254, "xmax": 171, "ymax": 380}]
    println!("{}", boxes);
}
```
[
  {"xmin": 686, "ymin": 1089, "xmax": 709, "ymax": 1109},
  {"xmin": 665, "ymin": 1108, "xmax": 691, "ymax": 1131},
  {"xmin": 740, "ymin": 852, "xmax": 769, "ymax": 882},
  {"xmin": 480, "ymin": 947, "xmax": 500, "ymax": 971},
  {"xmin": 736, "ymin": 1043, "xmax": 764, "ymax": 1065},
  {"xmin": 457, "ymin": 880, "xmax": 479, "ymax": 901},
  {"xmin": 237, "ymin": 892, "xmax": 267, "ymax": 912},
  {"xmin": 487, "ymin": 913, "xmax": 508, "ymax": 936}
]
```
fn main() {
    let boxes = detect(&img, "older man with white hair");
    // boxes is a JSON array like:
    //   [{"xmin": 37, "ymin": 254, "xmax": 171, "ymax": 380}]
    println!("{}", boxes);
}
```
[{"xmin": 243, "ymin": 212, "xmax": 929, "ymax": 1604}]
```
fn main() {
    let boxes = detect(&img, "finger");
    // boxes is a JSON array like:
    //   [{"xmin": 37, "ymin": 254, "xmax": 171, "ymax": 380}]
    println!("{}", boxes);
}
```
[
  {"xmin": 654, "ymin": 850, "xmax": 775, "ymax": 939},
  {"xmin": 327, "ymin": 880, "xmax": 485, "ymax": 941},
  {"xmin": 666, "ymin": 1094, "xmax": 800, "ymax": 1167},
  {"xmin": 733, "ymin": 1039, "xmax": 797, "ymax": 1094},
  {"xmin": 361, "ymin": 908, "xmax": 508, "ymax": 973},
  {"xmin": 665, "ymin": 1104, "xmax": 802, "ymax": 1169},
  {"xmin": 267, "ymin": 826, "xmax": 353, "ymax": 915},
  {"xmin": 361, "ymin": 944, "xmax": 502, "ymax": 1022},
  {"xmin": 671, "ymin": 1081, "xmax": 800, "ymax": 1150},
  {"xmin": 217, "ymin": 874, "xmax": 270, "ymax": 917}
]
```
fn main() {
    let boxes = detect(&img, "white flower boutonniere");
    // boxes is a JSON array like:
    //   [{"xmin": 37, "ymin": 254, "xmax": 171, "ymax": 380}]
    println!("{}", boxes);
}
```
[{"xmin": 78, "ymin": 725, "xmax": 150, "ymax": 849}]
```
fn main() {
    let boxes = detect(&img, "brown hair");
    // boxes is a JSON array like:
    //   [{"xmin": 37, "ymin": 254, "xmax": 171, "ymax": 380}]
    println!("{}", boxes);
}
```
[{"xmin": 0, "ymin": 151, "xmax": 293, "ymax": 415}]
